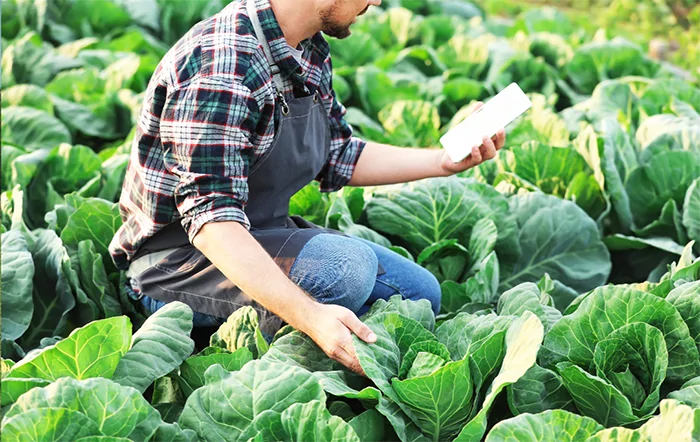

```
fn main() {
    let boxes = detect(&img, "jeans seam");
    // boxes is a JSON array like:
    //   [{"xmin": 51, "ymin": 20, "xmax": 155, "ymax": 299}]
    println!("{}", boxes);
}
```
[
  {"xmin": 374, "ymin": 278, "xmax": 403, "ymax": 296},
  {"xmin": 155, "ymin": 284, "xmax": 247, "ymax": 308}
]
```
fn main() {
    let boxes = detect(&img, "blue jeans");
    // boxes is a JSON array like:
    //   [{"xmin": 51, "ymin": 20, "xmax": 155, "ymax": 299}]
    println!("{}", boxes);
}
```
[{"xmin": 138, "ymin": 233, "xmax": 441, "ymax": 327}]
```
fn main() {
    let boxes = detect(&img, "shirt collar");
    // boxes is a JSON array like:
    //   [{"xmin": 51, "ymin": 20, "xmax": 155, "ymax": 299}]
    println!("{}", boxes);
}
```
[{"xmin": 249, "ymin": 0, "xmax": 329, "ymax": 82}]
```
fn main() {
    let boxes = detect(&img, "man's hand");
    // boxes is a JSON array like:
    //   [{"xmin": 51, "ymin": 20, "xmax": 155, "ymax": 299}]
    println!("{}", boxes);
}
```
[
  {"xmin": 437, "ymin": 102, "xmax": 507, "ymax": 176},
  {"xmin": 299, "ymin": 303, "xmax": 377, "ymax": 376}
]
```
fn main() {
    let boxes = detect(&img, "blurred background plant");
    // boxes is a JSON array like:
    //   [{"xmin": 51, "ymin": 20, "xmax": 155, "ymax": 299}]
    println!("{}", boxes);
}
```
[{"xmin": 482, "ymin": 0, "xmax": 699, "ymax": 79}]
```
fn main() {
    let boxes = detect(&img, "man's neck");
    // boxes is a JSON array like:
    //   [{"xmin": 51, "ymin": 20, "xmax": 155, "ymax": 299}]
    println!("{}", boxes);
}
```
[{"xmin": 269, "ymin": 0, "xmax": 320, "ymax": 48}]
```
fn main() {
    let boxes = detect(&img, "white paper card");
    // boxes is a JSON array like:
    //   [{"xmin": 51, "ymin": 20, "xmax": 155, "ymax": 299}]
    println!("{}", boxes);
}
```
[{"xmin": 439, "ymin": 83, "xmax": 532, "ymax": 163}]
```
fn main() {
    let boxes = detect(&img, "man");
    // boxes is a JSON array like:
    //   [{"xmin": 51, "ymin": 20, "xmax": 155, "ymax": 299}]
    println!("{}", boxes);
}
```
[{"xmin": 109, "ymin": 0, "xmax": 506, "ymax": 375}]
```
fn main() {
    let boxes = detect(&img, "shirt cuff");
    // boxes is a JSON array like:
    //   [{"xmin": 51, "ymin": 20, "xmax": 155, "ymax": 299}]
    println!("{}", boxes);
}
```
[
  {"xmin": 183, "ymin": 204, "xmax": 251, "ymax": 244},
  {"xmin": 320, "ymin": 137, "xmax": 368, "ymax": 193}
]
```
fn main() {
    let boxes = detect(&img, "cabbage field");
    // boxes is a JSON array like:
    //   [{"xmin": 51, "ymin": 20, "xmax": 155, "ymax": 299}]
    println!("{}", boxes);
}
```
[{"xmin": 2, "ymin": 0, "xmax": 700, "ymax": 441}]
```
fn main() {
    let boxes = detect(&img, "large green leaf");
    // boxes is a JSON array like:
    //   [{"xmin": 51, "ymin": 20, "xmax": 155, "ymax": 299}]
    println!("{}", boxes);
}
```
[
  {"xmin": 595, "ymin": 323, "xmax": 667, "ymax": 415},
  {"xmin": 439, "ymin": 252, "xmax": 500, "ymax": 314},
  {"xmin": 639, "ymin": 79, "xmax": 700, "ymax": 116},
  {"xmin": 60, "ymin": 197, "xmax": 122, "ymax": 264},
  {"xmin": 566, "ymin": 38, "xmax": 658, "ymax": 95},
  {"xmin": 74, "ymin": 240, "xmax": 121, "ymax": 318},
  {"xmin": 354, "ymin": 66, "xmax": 422, "ymax": 119},
  {"xmin": 502, "ymin": 193, "xmax": 611, "ymax": 293},
  {"xmin": 416, "ymin": 239, "xmax": 470, "ymax": 283},
  {"xmin": 598, "ymin": 120, "xmax": 637, "ymax": 232},
  {"xmin": 604, "ymin": 234, "xmax": 686, "ymax": 256},
  {"xmin": 665, "ymin": 281, "xmax": 700, "ymax": 352},
  {"xmin": 507, "ymin": 365, "xmax": 575, "ymax": 415},
  {"xmin": 509, "ymin": 7, "xmax": 574, "ymax": 36},
  {"xmin": 506, "ymin": 101, "xmax": 570, "ymax": 148},
  {"xmin": 467, "ymin": 218, "xmax": 498, "ymax": 271},
  {"xmin": 489, "ymin": 54, "xmax": 558, "ymax": 98},
  {"xmin": 4, "ymin": 378, "xmax": 156, "ymax": 440},
  {"xmin": 366, "ymin": 177, "xmax": 519, "ymax": 261},
  {"xmin": 636, "ymin": 115, "xmax": 700, "ymax": 157},
  {"xmin": 436, "ymin": 313, "xmax": 510, "ymax": 362},
  {"xmin": 327, "ymin": 32, "xmax": 381, "ymax": 67},
  {"xmin": 325, "ymin": 190, "xmax": 391, "ymax": 247},
  {"xmin": 391, "ymin": 356, "xmax": 473, "ymax": 441},
  {"xmin": 1, "ymin": 408, "xmax": 102, "ymax": 442},
  {"xmin": 0, "ymin": 377, "xmax": 51, "ymax": 406},
  {"xmin": 541, "ymin": 285, "xmax": 700, "ymax": 385},
  {"xmin": 98, "ymin": 152, "xmax": 129, "ymax": 203},
  {"xmin": 210, "ymin": 306, "xmax": 265, "ymax": 358},
  {"xmin": 7, "ymin": 316, "xmax": 130, "ymax": 382},
  {"xmin": 354, "ymin": 313, "xmax": 436, "ymax": 396},
  {"xmin": 485, "ymin": 409, "xmax": 603, "ymax": 442},
  {"xmin": 556, "ymin": 323, "xmax": 667, "ymax": 426},
  {"xmin": 1, "ymin": 84, "xmax": 54, "ymax": 114},
  {"xmin": 178, "ymin": 361, "xmax": 326, "ymax": 442},
  {"xmin": 18, "ymin": 229, "xmax": 76, "ymax": 348},
  {"xmin": 375, "ymin": 396, "xmax": 430, "ymax": 442},
  {"xmin": 261, "ymin": 330, "xmax": 382, "ymax": 404},
  {"xmin": 626, "ymin": 151, "xmax": 700, "ymax": 228},
  {"xmin": 2, "ymin": 32, "xmax": 83, "ymax": 86},
  {"xmin": 581, "ymin": 80, "xmax": 641, "ymax": 133},
  {"xmin": 246, "ymin": 400, "xmax": 361, "ymax": 442},
  {"xmin": 1, "ymin": 230, "xmax": 34, "ymax": 341},
  {"xmin": 362, "ymin": 295, "xmax": 436, "ymax": 332},
  {"xmin": 179, "ymin": 348, "xmax": 253, "ymax": 398},
  {"xmin": 437, "ymin": 34, "xmax": 491, "ymax": 76},
  {"xmin": 496, "ymin": 141, "xmax": 590, "ymax": 196},
  {"xmin": 289, "ymin": 182, "xmax": 331, "ymax": 226},
  {"xmin": 586, "ymin": 399, "xmax": 700, "ymax": 442},
  {"xmin": 668, "ymin": 376, "xmax": 700, "ymax": 408},
  {"xmin": 25, "ymin": 145, "xmax": 102, "ymax": 229},
  {"xmin": 112, "ymin": 302, "xmax": 195, "ymax": 393},
  {"xmin": 684, "ymin": 179, "xmax": 700, "ymax": 248},
  {"xmin": 498, "ymin": 283, "xmax": 562, "ymax": 332},
  {"xmin": 377, "ymin": 100, "xmax": 441, "ymax": 148},
  {"xmin": 1, "ymin": 106, "xmax": 71, "ymax": 151},
  {"xmin": 354, "ymin": 7, "xmax": 414, "ymax": 50},
  {"xmin": 454, "ymin": 311, "xmax": 544, "ymax": 441},
  {"xmin": 436, "ymin": 312, "xmax": 510, "ymax": 394},
  {"xmin": 348, "ymin": 409, "xmax": 386, "ymax": 442}
]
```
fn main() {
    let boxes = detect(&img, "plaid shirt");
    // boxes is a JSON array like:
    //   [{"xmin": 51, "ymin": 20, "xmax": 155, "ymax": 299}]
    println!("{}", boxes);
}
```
[{"xmin": 109, "ymin": 0, "xmax": 366, "ymax": 270}]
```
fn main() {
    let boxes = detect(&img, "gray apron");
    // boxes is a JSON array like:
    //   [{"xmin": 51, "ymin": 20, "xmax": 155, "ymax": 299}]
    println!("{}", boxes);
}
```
[{"xmin": 128, "ymin": 0, "xmax": 383, "ymax": 335}]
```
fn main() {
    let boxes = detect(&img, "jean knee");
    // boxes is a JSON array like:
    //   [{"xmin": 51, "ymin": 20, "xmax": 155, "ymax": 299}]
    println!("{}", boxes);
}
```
[
  {"xmin": 423, "ymin": 271, "xmax": 442, "ymax": 316},
  {"xmin": 405, "ymin": 266, "xmax": 442, "ymax": 316},
  {"xmin": 291, "ymin": 234, "xmax": 378, "ymax": 313}
]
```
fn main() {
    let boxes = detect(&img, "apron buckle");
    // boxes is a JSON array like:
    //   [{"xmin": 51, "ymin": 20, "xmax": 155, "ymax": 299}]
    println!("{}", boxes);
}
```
[{"xmin": 278, "ymin": 91, "xmax": 290, "ymax": 115}]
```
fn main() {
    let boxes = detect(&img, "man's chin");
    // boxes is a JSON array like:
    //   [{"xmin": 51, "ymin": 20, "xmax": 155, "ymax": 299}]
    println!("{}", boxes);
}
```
[{"xmin": 322, "ymin": 24, "xmax": 352, "ymax": 39}]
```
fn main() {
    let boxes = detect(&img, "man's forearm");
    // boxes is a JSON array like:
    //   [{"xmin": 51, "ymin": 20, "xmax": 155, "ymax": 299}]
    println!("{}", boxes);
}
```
[
  {"xmin": 347, "ymin": 142, "xmax": 450, "ymax": 187},
  {"xmin": 192, "ymin": 221, "xmax": 318, "ymax": 330}
]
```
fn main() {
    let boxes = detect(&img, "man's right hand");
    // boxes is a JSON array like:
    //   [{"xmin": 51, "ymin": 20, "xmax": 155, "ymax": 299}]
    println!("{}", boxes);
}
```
[
  {"xmin": 192, "ymin": 221, "xmax": 378, "ymax": 377},
  {"xmin": 300, "ymin": 303, "xmax": 377, "ymax": 377}
]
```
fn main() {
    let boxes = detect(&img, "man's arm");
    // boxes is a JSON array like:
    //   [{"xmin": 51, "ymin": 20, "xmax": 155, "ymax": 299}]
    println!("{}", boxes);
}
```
[
  {"xmin": 347, "ymin": 131, "xmax": 506, "ymax": 187},
  {"xmin": 347, "ymin": 103, "xmax": 506, "ymax": 187},
  {"xmin": 192, "ymin": 221, "xmax": 376, "ymax": 375},
  {"xmin": 347, "ymin": 142, "xmax": 449, "ymax": 187}
]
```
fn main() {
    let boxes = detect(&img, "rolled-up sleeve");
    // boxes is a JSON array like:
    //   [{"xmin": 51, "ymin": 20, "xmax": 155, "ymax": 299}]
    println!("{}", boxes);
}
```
[
  {"xmin": 160, "ymin": 77, "xmax": 258, "ymax": 242},
  {"xmin": 316, "ymin": 79, "xmax": 367, "ymax": 193}
]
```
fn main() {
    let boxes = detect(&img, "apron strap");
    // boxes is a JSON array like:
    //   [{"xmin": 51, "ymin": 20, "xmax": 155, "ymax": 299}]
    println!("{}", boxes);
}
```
[{"xmin": 246, "ymin": 0, "xmax": 286, "ymax": 98}]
